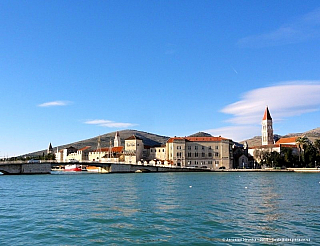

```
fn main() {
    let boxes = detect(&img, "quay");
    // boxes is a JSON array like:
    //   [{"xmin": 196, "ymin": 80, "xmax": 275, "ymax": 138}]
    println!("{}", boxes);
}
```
[{"xmin": 1, "ymin": 161, "xmax": 319, "ymax": 174}]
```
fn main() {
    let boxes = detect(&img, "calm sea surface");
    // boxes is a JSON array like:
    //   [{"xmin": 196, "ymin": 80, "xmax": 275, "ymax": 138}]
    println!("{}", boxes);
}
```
[{"xmin": 0, "ymin": 172, "xmax": 319, "ymax": 245}]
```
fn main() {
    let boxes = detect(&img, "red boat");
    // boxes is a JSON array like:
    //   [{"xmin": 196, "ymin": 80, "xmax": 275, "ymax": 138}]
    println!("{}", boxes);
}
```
[{"xmin": 64, "ymin": 164, "xmax": 82, "ymax": 172}]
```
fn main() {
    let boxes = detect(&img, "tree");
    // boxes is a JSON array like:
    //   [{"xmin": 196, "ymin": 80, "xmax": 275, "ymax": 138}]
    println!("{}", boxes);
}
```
[
  {"xmin": 315, "ymin": 139, "xmax": 320, "ymax": 167},
  {"xmin": 304, "ymin": 144, "xmax": 317, "ymax": 167},
  {"xmin": 296, "ymin": 136, "xmax": 310, "ymax": 166}
]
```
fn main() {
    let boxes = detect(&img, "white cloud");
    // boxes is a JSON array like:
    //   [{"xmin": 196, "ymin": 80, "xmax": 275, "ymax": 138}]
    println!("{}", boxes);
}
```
[
  {"xmin": 206, "ymin": 82, "xmax": 320, "ymax": 141},
  {"xmin": 85, "ymin": 119, "xmax": 136, "ymax": 128},
  {"xmin": 238, "ymin": 8, "xmax": 320, "ymax": 47},
  {"xmin": 38, "ymin": 101, "xmax": 71, "ymax": 107},
  {"xmin": 222, "ymin": 82, "xmax": 320, "ymax": 124}
]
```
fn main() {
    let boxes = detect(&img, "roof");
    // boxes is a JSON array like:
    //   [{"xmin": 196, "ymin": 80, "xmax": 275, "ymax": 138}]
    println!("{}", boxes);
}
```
[
  {"xmin": 167, "ymin": 137, "xmax": 185, "ymax": 143},
  {"xmin": 167, "ymin": 136, "xmax": 228, "ymax": 143},
  {"xmin": 79, "ymin": 146, "xmax": 91, "ymax": 151},
  {"xmin": 262, "ymin": 107, "xmax": 272, "ymax": 120},
  {"xmin": 275, "ymin": 137, "xmax": 298, "ymax": 144},
  {"xmin": 126, "ymin": 135, "xmax": 143, "ymax": 141},
  {"xmin": 92, "ymin": 146, "xmax": 123, "ymax": 153}
]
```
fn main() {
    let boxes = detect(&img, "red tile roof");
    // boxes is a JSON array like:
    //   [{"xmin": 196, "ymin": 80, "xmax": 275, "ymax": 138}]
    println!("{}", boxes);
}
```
[
  {"xmin": 276, "ymin": 137, "xmax": 298, "ymax": 144},
  {"xmin": 167, "ymin": 137, "xmax": 185, "ymax": 143},
  {"xmin": 79, "ymin": 146, "xmax": 91, "ymax": 151},
  {"xmin": 92, "ymin": 146, "xmax": 123, "ymax": 153}
]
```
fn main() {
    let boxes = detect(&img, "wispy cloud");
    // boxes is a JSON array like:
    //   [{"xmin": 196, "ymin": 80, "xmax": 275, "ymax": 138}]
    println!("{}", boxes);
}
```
[
  {"xmin": 85, "ymin": 119, "xmax": 137, "ymax": 128},
  {"xmin": 38, "ymin": 101, "xmax": 71, "ymax": 107},
  {"xmin": 238, "ymin": 8, "xmax": 320, "ymax": 47},
  {"xmin": 206, "ymin": 82, "xmax": 320, "ymax": 141}
]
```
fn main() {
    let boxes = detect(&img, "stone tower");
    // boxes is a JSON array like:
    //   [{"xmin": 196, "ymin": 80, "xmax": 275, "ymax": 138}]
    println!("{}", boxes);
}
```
[
  {"xmin": 114, "ymin": 131, "xmax": 121, "ymax": 147},
  {"xmin": 262, "ymin": 106, "xmax": 273, "ymax": 145},
  {"xmin": 47, "ymin": 143, "xmax": 53, "ymax": 154}
]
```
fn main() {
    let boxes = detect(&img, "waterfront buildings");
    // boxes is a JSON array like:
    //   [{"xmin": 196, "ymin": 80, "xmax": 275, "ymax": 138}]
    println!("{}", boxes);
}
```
[{"xmin": 55, "ymin": 132, "xmax": 243, "ymax": 170}]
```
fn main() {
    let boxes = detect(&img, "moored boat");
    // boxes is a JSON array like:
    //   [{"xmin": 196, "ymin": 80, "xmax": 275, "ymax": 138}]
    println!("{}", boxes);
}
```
[
  {"xmin": 64, "ymin": 164, "xmax": 82, "ymax": 172},
  {"xmin": 86, "ymin": 166, "xmax": 100, "ymax": 173}
]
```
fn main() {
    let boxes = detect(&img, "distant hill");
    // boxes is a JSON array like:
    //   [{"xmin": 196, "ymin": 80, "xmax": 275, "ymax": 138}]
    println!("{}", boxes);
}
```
[
  {"xmin": 24, "ymin": 130, "xmax": 218, "ymax": 157},
  {"xmin": 22, "ymin": 127, "xmax": 320, "ymax": 157},
  {"xmin": 241, "ymin": 127, "xmax": 320, "ymax": 147},
  {"xmin": 188, "ymin": 132, "xmax": 213, "ymax": 137},
  {"xmin": 24, "ymin": 130, "xmax": 170, "ymax": 157}
]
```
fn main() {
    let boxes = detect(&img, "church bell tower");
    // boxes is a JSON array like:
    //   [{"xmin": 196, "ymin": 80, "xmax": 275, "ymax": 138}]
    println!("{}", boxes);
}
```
[
  {"xmin": 114, "ymin": 131, "xmax": 121, "ymax": 147},
  {"xmin": 262, "ymin": 106, "xmax": 273, "ymax": 145}
]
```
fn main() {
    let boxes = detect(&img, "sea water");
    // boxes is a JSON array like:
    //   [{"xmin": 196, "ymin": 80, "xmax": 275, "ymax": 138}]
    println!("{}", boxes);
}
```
[{"xmin": 0, "ymin": 172, "xmax": 319, "ymax": 245}]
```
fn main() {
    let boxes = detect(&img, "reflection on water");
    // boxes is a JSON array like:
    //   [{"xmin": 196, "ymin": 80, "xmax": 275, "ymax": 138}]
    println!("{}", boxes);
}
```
[{"xmin": 0, "ymin": 172, "xmax": 319, "ymax": 245}]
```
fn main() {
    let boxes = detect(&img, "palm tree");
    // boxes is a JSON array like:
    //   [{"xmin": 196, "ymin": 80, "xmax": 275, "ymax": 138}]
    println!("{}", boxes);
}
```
[{"xmin": 296, "ymin": 136, "xmax": 310, "ymax": 167}]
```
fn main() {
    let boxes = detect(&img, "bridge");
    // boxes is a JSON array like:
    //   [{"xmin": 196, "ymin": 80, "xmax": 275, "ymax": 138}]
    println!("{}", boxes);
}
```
[
  {"xmin": 52, "ymin": 162, "xmax": 212, "ymax": 173},
  {"xmin": 0, "ymin": 162, "xmax": 51, "ymax": 174},
  {"xmin": 0, "ymin": 161, "xmax": 211, "ymax": 174}
]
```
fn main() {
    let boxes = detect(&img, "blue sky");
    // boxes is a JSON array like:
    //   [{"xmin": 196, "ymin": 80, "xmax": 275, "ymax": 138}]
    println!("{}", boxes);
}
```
[{"xmin": 1, "ymin": 0, "xmax": 320, "ymax": 157}]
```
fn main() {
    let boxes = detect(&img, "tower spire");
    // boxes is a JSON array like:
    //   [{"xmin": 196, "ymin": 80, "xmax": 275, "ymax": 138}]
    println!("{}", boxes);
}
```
[
  {"xmin": 262, "ymin": 106, "xmax": 273, "ymax": 145},
  {"xmin": 262, "ymin": 106, "xmax": 272, "ymax": 120}
]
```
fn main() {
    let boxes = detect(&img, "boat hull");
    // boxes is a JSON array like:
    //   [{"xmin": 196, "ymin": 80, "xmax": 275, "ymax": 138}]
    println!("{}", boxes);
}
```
[{"xmin": 64, "ymin": 164, "xmax": 82, "ymax": 172}]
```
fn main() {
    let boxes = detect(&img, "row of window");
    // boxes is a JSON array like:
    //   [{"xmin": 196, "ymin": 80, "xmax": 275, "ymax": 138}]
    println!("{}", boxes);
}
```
[
  {"xmin": 184, "ymin": 152, "xmax": 219, "ymax": 158},
  {"xmin": 187, "ymin": 160, "xmax": 219, "ymax": 165},
  {"xmin": 150, "ymin": 149, "xmax": 165, "ymax": 153},
  {"xmin": 186, "ymin": 146, "xmax": 219, "ymax": 150}
]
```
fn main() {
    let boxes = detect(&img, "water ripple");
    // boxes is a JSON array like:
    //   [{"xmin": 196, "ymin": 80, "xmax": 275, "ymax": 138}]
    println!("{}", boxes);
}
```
[{"xmin": 0, "ymin": 172, "xmax": 319, "ymax": 245}]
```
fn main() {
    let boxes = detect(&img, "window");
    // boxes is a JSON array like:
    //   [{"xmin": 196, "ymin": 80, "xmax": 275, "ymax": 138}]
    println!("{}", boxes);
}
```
[
  {"xmin": 188, "ymin": 146, "xmax": 191, "ymax": 150},
  {"xmin": 187, "ymin": 152, "xmax": 192, "ymax": 157},
  {"xmin": 195, "ymin": 152, "xmax": 199, "ymax": 157},
  {"xmin": 202, "ymin": 153, "xmax": 205, "ymax": 157},
  {"xmin": 208, "ymin": 153, "xmax": 212, "ymax": 157},
  {"xmin": 215, "ymin": 146, "xmax": 219, "ymax": 150},
  {"xmin": 195, "ymin": 146, "xmax": 198, "ymax": 150},
  {"xmin": 215, "ymin": 153, "xmax": 219, "ymax": 157},
  {"xmin": 202, "ymin": 146, "xmax": 205, "ymax": 150}
]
